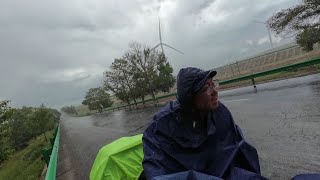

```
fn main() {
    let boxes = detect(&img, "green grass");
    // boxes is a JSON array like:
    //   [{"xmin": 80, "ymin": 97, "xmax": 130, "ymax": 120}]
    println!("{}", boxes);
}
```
[{"xmin": 0, "ymin": 132, "xmax": 53, "ymax": 180}]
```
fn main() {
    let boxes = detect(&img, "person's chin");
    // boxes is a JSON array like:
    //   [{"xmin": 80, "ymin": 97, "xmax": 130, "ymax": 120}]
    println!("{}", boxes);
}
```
[{"xmin": 211, "ymin": 100, "xmax": 219, "ymax": 109}]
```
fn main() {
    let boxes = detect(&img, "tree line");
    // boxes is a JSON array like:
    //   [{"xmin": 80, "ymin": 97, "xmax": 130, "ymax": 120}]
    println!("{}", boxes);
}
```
[
  {"xmin": 0, "ymin": 100, "xmax": 60, "ymax": 163},
  {"xmin": 81, "ymin": 42, "xmax": 175, "ymax": 112}
]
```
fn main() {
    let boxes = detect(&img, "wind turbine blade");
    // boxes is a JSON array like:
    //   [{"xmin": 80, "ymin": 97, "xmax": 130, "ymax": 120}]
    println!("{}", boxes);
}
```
[
  {"xmin": 150, "ymin": 43, "xmax": 161, "ymax": 51},
  {"xmin": 162, "ymin": 43, "xmax": 184, "ymax": 54},
  {"xmin": 161, "ymin": 43, "xmax": 164, "ymax": 54},
  {"xmin": 253, "ymin": 20, "xmax": 266, "ymax": 24},
  {"xmin": 159, "ymin": 17, "xmax": 162, "ymax": 43}
]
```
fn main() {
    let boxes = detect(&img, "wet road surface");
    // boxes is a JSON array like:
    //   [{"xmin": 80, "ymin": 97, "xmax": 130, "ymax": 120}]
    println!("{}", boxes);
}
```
[{"xmin": 58, "ymin": 74, "xmax": 320, "ymax": 180}]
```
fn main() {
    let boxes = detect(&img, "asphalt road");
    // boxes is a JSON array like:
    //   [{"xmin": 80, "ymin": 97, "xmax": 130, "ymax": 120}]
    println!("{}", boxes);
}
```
[{"xmin": 57, "ymin": 73, "xmax": 320, "ymax": 180}]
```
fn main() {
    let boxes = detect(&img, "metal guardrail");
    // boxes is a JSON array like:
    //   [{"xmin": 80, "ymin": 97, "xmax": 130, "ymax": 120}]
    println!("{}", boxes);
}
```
[
  {"xmin": 219, "ymin": 56, "xmax": 320, "ymax": 85},
  {"xmin": 104, "ymin": 56, "xmax": 320, "ymax": 112},
  {"xmin": 219, "ymin": 43, "xmax": 300, "ymax": 69},
  {"xmin": 105, "ymin": 92, "xmax": 178, "ymax": 111},
  {"xmin": 215, "ymin": 44, "xmax": 320, "ymax": 81},
  {"xmin": 43, "ymin": 126, "xmax": 60, "ymax": 180},
  {"xmin": 42, "ymin": 127, "xmax": 58, "ymax": 165}
]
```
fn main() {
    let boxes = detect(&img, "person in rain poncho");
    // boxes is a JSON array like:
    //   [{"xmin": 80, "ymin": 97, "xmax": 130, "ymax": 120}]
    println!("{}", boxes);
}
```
[{"xmin": 142, "ymin": 67, "xmax": 266, "ymax": 180}]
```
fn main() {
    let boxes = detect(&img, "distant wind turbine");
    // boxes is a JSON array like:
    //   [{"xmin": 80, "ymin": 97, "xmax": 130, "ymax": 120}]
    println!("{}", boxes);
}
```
[{"xmin": 150, "ymin": 18, "xmax": 184, "ymax": 56}]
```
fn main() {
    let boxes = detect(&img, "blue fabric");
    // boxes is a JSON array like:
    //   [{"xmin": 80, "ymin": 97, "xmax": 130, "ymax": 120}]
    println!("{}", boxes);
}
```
[
  {"xmin": 291, "ymin": 174, "xmax": 320, "ymax": 180},
  {"xmin": 151, "ymin": 170, "xmax": 222, "ymax": 180},
  {"xmin": 142, "ymin": 67, "xmax": 265, "ymax": 180},
  {"xmin": 227, "ymin": 167, "xmax": 268, "ymax": 180}
]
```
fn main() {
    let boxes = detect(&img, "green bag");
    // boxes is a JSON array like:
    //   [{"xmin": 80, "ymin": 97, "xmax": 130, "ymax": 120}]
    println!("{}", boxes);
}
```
[{"xmin": 90, "ymin": 134, "xmax": 144, "ymax": 180}]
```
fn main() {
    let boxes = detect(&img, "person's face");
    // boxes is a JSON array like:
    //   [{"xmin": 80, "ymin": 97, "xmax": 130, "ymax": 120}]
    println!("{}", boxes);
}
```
[{"xmin": 194, "ymin": 78, "xmax": 219, "ymax": 111}]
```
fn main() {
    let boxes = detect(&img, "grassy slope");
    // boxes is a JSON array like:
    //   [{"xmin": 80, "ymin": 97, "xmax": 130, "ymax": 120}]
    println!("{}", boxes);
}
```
[{"xmin": 0, "ymin": 132, "xmax": 52, "ymax": 180}]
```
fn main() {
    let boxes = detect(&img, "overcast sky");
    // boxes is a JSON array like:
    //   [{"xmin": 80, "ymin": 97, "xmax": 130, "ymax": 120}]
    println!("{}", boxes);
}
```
[{"xmin": 0, "ymin": 0, "xmax": 299, "ymax": 108}]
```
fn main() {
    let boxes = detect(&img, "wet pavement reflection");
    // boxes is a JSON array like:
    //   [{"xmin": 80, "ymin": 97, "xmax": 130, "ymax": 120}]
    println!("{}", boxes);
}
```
[{"xmin": 59, "ymin": 74, "xmax": 320, "ymax": 179}]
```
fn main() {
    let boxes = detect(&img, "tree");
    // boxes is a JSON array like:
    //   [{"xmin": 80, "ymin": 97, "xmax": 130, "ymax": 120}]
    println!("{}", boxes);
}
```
[
  {"xmin": 104, "ymin": 58, "xmax": 138, "ymax": 106},
  {"xmin": 9, "ymin": 107, "xmax": 34, "ymax": 149},
  {"xmin": 6, "ymin": 106, "xmax": 57, "ymax": 149},
  {"xmin": 0, "ymin": 100, "xmax": 11, "ymax": 123},
  {"xmin": 267, "ymin": 0, "xmax": 320, "ymax": 51},
  {"xmin": 0, "ymin": 125, "xmax": 12, "ymax": 163},
  {"xmin": 29, "ymin": 105, "xmax": 57, "ymax": 142},
  {"xmin": 126, "ymin": 42, "xmax": 175, "ymax": 101},
  {"xmin": 124, "ymin": 43, "xmax": 158, "ymax": 101},
  {"xmin": 82, "ymin": 87, "xmax": 113, "ymax": 112},
  {"xmin": 0, "ymin": 100, "xmax": 13, "ymax": 162},
  {"xmin": 153, "ymin": 53, "xmax": 176, "ymax": 93},
  {"xmin": 104, "ymin": 42, "xmax": 175, "ymax": 106}
]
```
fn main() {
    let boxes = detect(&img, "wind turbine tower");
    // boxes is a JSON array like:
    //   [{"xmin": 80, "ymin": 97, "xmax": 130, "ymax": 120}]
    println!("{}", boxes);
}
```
[{"xmin": 150, "ymin": 18, "xmax": 184, "ymax": 56}]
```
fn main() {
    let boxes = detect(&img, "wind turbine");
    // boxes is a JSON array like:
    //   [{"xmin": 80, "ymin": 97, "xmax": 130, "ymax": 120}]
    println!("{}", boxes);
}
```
[
  {"xmin": 254, "ymin": 20, "xmax": 274, "ymax": 48},
  {"xmin": 150, "ymin": 18, "xmax": 184, "ymax": 56}
]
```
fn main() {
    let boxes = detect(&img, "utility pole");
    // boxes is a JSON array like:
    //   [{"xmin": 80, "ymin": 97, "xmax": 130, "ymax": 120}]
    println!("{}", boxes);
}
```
[
  {"xmin": 236, "ymin": 61, "xmax": 241, "ymax": 75},
  {"xmin": 229, "ymin": 60, "xmax": 235, "ymax": 77}
]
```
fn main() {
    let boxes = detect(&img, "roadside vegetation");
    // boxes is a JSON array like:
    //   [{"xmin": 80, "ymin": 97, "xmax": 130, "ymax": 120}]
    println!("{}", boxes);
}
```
[
  {"xmin": 0, "ymin": 131, "xmax": 53, "ymax": 180},
  {"xmin": 0, "ymin": 100, "xmax": 60, "ymax": 179}
]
